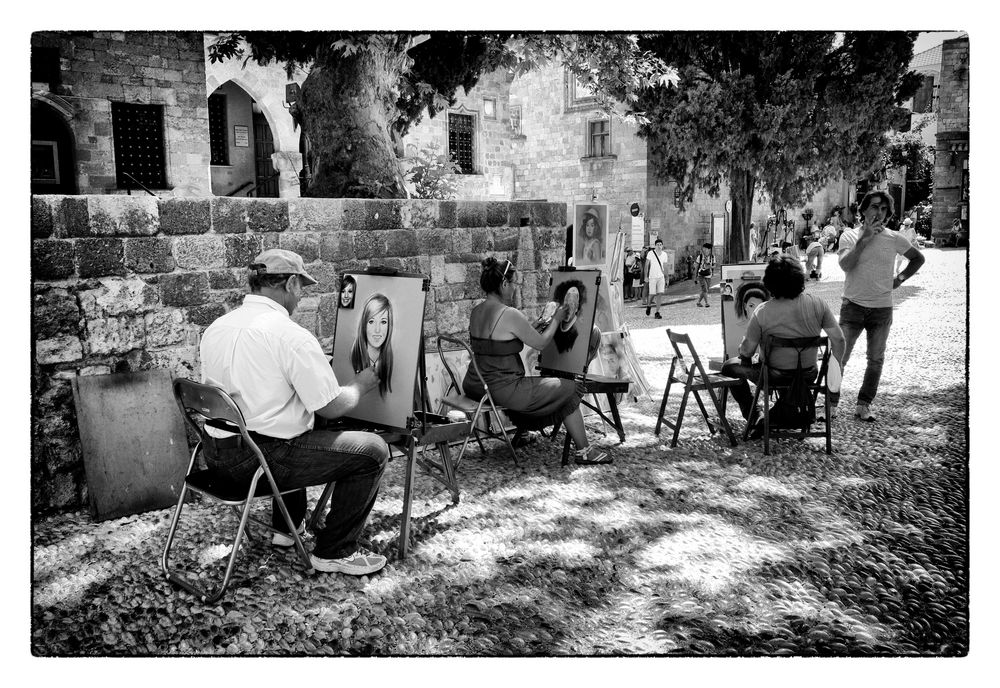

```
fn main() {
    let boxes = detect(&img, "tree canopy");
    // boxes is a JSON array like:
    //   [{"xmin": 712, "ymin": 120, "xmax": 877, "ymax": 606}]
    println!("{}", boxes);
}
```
[
  {"xmin": 209, "ymin": 32, "xmax": 674, "ymax": 198},
  {"xmin": 633, "ymin": 31, "xmax": 922, "ymax": 261}
]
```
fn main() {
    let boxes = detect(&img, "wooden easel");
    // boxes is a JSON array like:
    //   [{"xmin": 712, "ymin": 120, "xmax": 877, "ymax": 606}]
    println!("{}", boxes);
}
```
[{"xmin": 318, "ymin": 267, "xmax": 470, "ymax": 559}]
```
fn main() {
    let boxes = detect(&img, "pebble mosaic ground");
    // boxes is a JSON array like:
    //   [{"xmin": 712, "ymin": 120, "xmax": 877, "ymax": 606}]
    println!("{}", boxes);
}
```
[{"xmin": 31, "ymin": 248, "xmax": 969, "ymax": 657}]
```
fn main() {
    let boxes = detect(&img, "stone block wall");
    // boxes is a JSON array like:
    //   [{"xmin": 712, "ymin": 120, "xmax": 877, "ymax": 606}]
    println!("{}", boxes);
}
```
[
  {"xmin": 31, "ymin": 31, "xmax": 211, "ymax": 197},
  {"xmin": 932, "ymin": 36, "xmax": 970, "ymax": 239},
  {"xmin": 31, "ymin": 195, "xmax": 566, "ymax": 514}
]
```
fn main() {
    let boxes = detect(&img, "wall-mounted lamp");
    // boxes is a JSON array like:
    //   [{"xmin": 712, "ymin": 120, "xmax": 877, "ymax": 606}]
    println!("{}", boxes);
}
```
[
  {"xmin": 591, "ymin": 189, "xmax": 598, "ymax": 202},
  {"xmin": 283, "ymin": 82, "xmax": 301, "ymax": 110}
]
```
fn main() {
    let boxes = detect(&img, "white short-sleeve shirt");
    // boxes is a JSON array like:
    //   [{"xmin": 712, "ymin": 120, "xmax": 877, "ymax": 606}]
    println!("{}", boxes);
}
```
[
  {"xmin": 200, "ymin": 295, "xmax": 341, "ymax": 438},
  {"xmin": 838, "ymin": 228, "xmax": 914, "ymax": 308}
]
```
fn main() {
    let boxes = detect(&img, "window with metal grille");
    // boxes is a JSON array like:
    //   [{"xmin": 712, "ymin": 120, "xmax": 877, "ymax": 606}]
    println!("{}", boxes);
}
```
[
  {"xmin": 112, "ymin": 102, "xmax": 167, "ymax": 189},
  {"xmin": 448, "ymin": 113, "xmax": 475, "ymax": 175},
  {"xmin": 208, "ymin": 93, "xmax": 229, "ymax": 166},
  {"xmin": 588, "ymin": 119, "xmax": 610, "ymax": 157},
  {"xmin": 31, "ymin": 47, "xmax": 60, "ymax": 87}
]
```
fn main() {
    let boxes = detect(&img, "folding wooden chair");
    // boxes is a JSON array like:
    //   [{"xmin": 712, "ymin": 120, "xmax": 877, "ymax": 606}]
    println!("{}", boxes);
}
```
[
  {"xmin": 742, "ymin": 335, "xmax": 833, "ymax": 455},
  {"xmin": 435, "ymin": 335, "xmax": 518, "ymax": 467},
  {"xmin": 654, "ymin": 329, "xmax": 743, "ymax": 447},
  {"xmin": 161, "ymin": 378, "xmax": 315, "ymax": 603}
]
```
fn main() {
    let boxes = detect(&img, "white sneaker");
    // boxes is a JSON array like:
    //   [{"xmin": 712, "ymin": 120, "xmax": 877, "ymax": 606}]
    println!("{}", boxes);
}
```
[
  {"xmin": 271, "ymin": 524, "xmax": 305, "ymax": 548},
  {"xmin": 854, "ymin": 403, "xmax": 876, "ymax": 422},
  {"xmin": 310, "ymin": 548, "xmax": 387, "ymax": 576}
]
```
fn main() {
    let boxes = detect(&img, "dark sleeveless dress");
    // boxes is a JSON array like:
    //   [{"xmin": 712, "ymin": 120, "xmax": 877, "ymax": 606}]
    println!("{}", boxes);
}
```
[{"xmin": 462, "ymin": 308, "xmax": 584, "ymax": 431}]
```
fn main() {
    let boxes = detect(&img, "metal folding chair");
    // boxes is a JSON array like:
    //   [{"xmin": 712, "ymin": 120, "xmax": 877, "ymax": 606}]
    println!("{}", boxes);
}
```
[
  {"xmin": 742, "ymin": 335, "xmax": 833, "ymax": 455},
  {"xmin": 435, "ymin": 335, "xmax": 518, "ymax": 467},
  {"xmin": 654, "ymin": 329, "xmax": 743, "ymax": 447},
  {"xmin": 161, "ymin": 378, "xmax": 315, "ymax": 603}
]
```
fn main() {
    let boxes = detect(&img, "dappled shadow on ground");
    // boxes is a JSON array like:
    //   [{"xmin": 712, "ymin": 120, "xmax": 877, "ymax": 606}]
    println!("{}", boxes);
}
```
[{"xmin": 32, "ymin": 380, "xmax": 967, "ymax": 657}]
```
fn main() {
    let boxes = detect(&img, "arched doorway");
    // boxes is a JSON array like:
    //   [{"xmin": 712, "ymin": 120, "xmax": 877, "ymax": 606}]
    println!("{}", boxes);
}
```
[
  {"xmin": 208, "ymin": 81, "xmax": 279, "ymax": 198},
  {"xmin": 31, "ymin": 101, "xmax": 76, "ymax": 195}
]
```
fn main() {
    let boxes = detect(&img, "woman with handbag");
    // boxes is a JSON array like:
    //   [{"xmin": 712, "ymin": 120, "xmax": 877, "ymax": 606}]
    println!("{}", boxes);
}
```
[{"xmin": 694, "ymin": 243, "xmax": 716, "ymax": 308}]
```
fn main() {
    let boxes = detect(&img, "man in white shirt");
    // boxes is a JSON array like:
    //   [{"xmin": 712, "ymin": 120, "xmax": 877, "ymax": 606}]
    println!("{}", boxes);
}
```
[
  {"xmin": 834, "ymin": 191, "xmax": 925, "ymax": 421},
  {"xmin": 644, "ymin": 238, "xmax": 666, "ymax": 319},
  {"xmin": 200, "ymin": 249, "xmax": 387, "ymax": 576}
]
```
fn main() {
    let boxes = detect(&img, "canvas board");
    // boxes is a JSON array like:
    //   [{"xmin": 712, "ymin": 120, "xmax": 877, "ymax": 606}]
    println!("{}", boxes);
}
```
[
  {"xmin": 720, "ymin": 263, "xmax": 768, "ymax": 359},
  {"xmin": 331, "ymin": 272, "xmax": 428, "ymax": 430},
  {"xmin": 538, "ymin": 269, "xmax": 601, "ymax": 377},
  {"xmin": 71, "ymin": 369, "xmax": 191, "ymax": 521},
  {"xmin": 571, "ymin": 203, "xmax": 610, "ymax": 268}
]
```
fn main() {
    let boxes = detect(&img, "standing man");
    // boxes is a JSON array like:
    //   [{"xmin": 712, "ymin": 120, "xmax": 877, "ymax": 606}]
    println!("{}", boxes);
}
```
[
  {"xmin": 644, "ymin": 238, "xmax": 666, "ymax": 319},
  {"xmin": 200, "ymin": 248, "xmax": 389, "ymax": 576},
  {"xmin": 748, "ymin": 222, "xmax": 759, "ymax": 263},
  {"xmin": 834, "ymin": 191, "xmax": 925, "ymax": 421}
]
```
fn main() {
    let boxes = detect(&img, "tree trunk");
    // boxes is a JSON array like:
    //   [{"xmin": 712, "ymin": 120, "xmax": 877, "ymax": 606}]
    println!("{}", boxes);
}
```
[
  {"xmin": 298, "ymin": 41, "xmax": 410, "ymax": 198},
  {"xmin": 726, "ymin": 168, "xmax": 756, "ymax": 263}
]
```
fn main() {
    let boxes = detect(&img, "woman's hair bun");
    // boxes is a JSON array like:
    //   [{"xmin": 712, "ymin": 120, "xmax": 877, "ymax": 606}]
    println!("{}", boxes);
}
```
[{"xmin": 482, "ymin": 256, "xmax": 499, "ymax": 270}]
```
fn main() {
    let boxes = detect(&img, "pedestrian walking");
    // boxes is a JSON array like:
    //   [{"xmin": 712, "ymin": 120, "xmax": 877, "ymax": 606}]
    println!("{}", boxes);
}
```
[
  {"xmin": 895, "ymin": 217, "xmax": 919, "ymax": 273},
  {"xmin": 833, "ymin": 190, "xmax": 926, "ymax": 421},
  {"xmin": 694, "ymin": 242, "xmax": 715, "ymax": 308},
  {"xmin": 748, "ymin": 221, "xmax": 759, "ymax": 262},
  {"xmin": 805, "ymin": 231, "xmax": 825, "ymax": 279},
  {"xmin": 644, "ymin": 239, "xmax": 666, "ymax": 319},
  {"xmin": 623, "ymin": 248, "xmax": 639, "ymax": 300}
]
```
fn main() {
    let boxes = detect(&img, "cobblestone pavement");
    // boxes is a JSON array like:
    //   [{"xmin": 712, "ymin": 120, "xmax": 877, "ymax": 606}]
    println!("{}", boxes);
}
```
[{"xmin": 30, "ymin": 248, "xmax": 971, "ymax": 663}]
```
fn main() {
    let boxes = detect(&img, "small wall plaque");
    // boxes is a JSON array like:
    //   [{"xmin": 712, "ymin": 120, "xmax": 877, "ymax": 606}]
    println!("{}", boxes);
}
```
[{"xmin": 234, "ymin": 125, "xmax": 249, "ymax": 148}]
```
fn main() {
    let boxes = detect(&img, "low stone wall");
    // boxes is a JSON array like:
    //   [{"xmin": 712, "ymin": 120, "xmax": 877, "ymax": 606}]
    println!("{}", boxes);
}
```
[{"xmin": 31, "ymin": 195, "xmax": 567, "ymax": 514}]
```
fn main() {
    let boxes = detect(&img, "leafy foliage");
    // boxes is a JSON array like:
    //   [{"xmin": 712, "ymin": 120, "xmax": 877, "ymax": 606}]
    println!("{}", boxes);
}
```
[
  {"xmin": 633, "ymin": 31, "xmax": 921, "ymax": 260},
  {"xmin": 405, "ymin": 144, "xmax": 462, "ymax": 200}
]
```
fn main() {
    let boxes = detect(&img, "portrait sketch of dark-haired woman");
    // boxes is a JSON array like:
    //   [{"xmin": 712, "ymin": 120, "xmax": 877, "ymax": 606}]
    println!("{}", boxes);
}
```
[
  {"xmin": 551, "ymin": 278, "xmax": 587, "ymax": 353},
  {"xmin": 339, "ymin": 275, "xmax": 357, "ymax": 309}
]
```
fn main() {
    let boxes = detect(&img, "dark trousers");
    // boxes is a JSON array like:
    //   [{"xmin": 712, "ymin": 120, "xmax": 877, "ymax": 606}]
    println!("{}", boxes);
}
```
[{"xmin": 204, "ymin": 429, "xmax": 388, "ymax": 559}]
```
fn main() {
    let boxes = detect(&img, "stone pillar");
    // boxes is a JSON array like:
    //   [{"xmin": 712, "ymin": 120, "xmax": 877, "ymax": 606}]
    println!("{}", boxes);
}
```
[{"xmin": 273, "ymin": 151, "xmax": 304, "ymax": 199}]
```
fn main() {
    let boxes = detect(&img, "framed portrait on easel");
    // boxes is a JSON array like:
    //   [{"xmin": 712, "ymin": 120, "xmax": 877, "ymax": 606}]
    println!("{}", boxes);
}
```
[
  {"xmin": 572, "ymin": 203, "xmax": 609, "ymax": 268},
  {"xmin": 538, "ymin": 268, "xmax": 601, "ymax": 378},
  {"xmin": 331, "ymin": 270, "xmax": 429, "ymax": 432}
]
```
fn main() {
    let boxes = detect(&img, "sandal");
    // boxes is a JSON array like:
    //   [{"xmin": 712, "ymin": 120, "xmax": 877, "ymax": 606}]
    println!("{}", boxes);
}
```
[{"xmin": 573, "ymin": 446, "xmax": 612, "ymax": 465}]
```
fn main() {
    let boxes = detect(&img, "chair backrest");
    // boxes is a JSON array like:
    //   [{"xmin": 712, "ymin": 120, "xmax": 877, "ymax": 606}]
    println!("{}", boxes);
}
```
[
  {"xmin": 173, "ymin": 378, "xmax": 253, "ymax": 446},
  {"xmin": 762, "ymin": 335, "xmax": 828, "ymax": 370},
  {"xmin": 436, "ymin": 335, "xmax": 485, "ymax": 397},
  {"xmin": 666, "ymin": 329, "xmax": 712, "ymax": 383}
]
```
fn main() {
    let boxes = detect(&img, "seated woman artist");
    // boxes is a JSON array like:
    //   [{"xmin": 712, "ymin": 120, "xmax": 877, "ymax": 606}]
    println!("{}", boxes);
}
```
[
  {"xmin": 463, "ymin": 257, "xmax": 611, "ymax": 465},
  {"xmin": 721, "ymin": 255, "xmax": 845, "ymax": 434}
]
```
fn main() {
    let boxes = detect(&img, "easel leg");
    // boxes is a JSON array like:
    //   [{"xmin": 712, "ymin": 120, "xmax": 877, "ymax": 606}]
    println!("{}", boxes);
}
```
[
  {"xmin": 397, "ymin": 437, "xmax": 418, "ymax": 560},
  {"xmin": 607, "ymin": 393, "xmax": 625, "ymax": 444}
]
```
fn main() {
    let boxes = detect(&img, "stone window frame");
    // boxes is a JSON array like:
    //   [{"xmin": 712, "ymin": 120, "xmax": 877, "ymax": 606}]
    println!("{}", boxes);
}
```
[
  {"xmin": 483, "ymin": 97, "xmax": 497, "ymax": 120},
  {"xmin": 446, "ymin": 106, "xmax": 480, "ymax": 176},
  {"xmin": 31, "ymin": 139, "xmax": 61, "ymax": 186},
  {"xmin": 585, "ymin": 118, "xmax": 612, "ymax": 158},
  {"xmin": 564, "ymin": 70, "xmax": 600, "ymax": 113}
]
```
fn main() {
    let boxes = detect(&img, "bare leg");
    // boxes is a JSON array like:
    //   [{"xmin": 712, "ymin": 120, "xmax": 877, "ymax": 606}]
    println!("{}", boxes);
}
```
[{"xmin": 563, "ymin": 407, "xmax": 589, "ymax": 450}]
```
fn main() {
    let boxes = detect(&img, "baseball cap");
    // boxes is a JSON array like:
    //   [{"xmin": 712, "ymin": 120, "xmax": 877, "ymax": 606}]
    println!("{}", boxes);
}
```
[{"xmin": 250, "ymin": 248, "xmax": 317, "ymax": 286}]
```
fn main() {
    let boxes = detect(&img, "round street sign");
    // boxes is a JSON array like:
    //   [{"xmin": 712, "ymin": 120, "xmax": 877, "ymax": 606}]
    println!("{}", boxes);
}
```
[
  {"xmin": 630, "ymin": 203, "xmax": 640, "ymax": 217},
  {"xmin": 725, "ymin": 200, "xmax": 732, "ymax": 213}
]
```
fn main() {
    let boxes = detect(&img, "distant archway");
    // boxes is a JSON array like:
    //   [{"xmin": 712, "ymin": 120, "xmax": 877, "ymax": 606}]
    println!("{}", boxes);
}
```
[{"xmin": 31, "ymin": 99, "xmax": 76, "ymax": 194}]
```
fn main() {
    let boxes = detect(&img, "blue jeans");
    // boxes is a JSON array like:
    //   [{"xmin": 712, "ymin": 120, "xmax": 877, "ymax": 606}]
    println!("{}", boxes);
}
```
[
  {"xmin": 204, "ymin": 429, "xmax": 388, "ymax": 559},
  {"xmin": 834, "ymin": 299, "xmax": 893, "ymax": 406}
]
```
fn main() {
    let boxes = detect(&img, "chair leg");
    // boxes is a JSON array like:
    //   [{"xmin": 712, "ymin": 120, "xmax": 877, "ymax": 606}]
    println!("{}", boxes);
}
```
[
  {"xmin": 743, "ymin": 384, "xmax": 764, "ymax": 441},
  {"xmin": 654, "ymin": 361, "xmax": 677, "ymax": 436},
  {"xmin": 671, "ymin": 383, "xmax": 692, "ymax": 448},
  {"xmin": 691, "ymin": 389, "xmax": 716, "ymax": 434},
  {"xmin": 309, "ymin": 481, "xmax": 336, "ymax": 533},
  {"xmin": 763, "ymin": 381, "xmax": 771, "ymax": 456},
  {"xmin": 485, "ymin": 399, "xmax": 518, "ymax": 466},
  {"xmin": 706, "ymin": 387, "xmax": 738, "ymax": 447}
]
